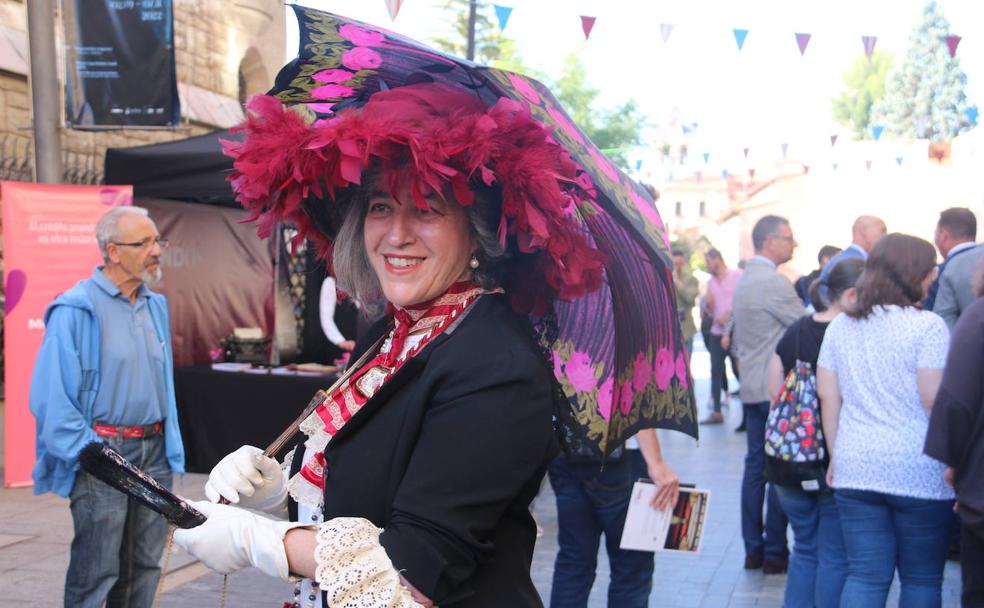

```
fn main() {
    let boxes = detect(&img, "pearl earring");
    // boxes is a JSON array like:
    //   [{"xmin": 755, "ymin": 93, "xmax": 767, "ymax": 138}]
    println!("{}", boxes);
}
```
[{"xmin": 469, "ymin": 256, "xmax": 480, "ymax": 269}]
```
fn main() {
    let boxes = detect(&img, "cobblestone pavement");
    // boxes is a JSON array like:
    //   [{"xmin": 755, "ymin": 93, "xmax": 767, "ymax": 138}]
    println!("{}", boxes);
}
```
[{"xmin": 0, "ymin": 340, "xmax": 961, "ymax": 607}]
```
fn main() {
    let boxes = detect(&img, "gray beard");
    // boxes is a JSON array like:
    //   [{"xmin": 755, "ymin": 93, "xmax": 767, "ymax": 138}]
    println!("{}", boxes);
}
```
[{"xmin": 140, "ymin": 266, "xmax": 163, "ymax": 284}]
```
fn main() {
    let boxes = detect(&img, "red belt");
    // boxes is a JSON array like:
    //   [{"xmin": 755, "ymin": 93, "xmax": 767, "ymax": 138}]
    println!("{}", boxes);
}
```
[{"xmin": 94, "ymin": 422, "xmax": 162, "ymax": 439}]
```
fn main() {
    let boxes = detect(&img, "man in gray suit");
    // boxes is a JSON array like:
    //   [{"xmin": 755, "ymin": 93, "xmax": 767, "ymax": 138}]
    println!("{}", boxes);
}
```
[
  {"xmin": 731, "ymin": 215, "xmax": 805, "ymax": 573},
  {"xmin": 932, "ymin": 207, "xmax": 983, "ymax": 330}
]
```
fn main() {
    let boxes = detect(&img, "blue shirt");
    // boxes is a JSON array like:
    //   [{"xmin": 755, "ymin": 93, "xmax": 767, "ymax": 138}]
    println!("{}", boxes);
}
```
[{"xmin": 89, "ymin": 269, "xmax": 167, "ymax": 425}]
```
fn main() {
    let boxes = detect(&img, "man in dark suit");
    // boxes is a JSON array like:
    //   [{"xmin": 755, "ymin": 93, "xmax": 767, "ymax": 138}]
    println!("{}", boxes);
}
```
[{"xmin": 816, "ymin": 215, "xmax": 886, "ymax": 305}]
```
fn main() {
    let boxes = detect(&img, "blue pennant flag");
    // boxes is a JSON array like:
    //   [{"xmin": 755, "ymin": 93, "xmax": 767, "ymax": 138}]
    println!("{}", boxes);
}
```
[
  {"xmin": 702, "ymin": 152, "xmax": 710, "ymax": 164},
  {"xmin": 635, "ymin": 159, "xmax": 643, "ymax": 171},
  {"xmin": 871, "ymin": 124, "xmax": 884, "ymax": 141},
  {"xmin": 493, "ymin": 4, "xmax": 513, "ymax": 31},
  {"xmin": 966, "ymin": 106, "xmax": 980, "ymax": 126},
  {"xmin": 895, "ymin": 157, "xmax": 904, "ymax": 166},
  {"xmin": 733, "ymin": 28, "xmax": 749, "ymax": 50}
]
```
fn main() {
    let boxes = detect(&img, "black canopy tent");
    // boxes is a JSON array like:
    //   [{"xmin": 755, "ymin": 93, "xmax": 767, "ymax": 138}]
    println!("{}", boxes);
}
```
[
  {"xmin": 103, "ymin": 130, "xmax": 343, "ymax": 367},
  {"xmin": 104, "ymin": 129, "xmax": 239, "ymax": 207}
]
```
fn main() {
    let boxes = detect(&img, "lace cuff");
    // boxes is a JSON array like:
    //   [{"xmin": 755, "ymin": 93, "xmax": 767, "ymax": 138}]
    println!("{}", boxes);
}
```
[{"xmin": 314, "ymin": 517, "xmax": 424, "ymax": 607}]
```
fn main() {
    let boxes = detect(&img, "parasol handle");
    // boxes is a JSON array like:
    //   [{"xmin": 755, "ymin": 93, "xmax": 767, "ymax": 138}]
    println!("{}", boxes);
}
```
[{"xmin": 216, "ymin": 335, "xmax": 385, "ymax": 505}]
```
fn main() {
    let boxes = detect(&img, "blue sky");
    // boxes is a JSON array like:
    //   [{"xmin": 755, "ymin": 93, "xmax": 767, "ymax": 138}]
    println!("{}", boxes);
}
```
[{"xmin": 291, "ymin": 0, "xmax": 983, "ymax": 162}]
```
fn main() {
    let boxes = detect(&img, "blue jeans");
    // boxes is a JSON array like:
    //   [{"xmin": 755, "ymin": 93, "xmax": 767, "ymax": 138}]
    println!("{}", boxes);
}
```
[
  {"xmin": 835, "ymin": 489, "xmax": 953, "ymax": 608},
  {"xmin": 741, "ymin": 401, "xmax": 788, "ymax": 561},
  {"xmin": 775, "ymin": 486, "xmax": 847, "ymax": 608},
  {"xmin": 65, "ymin": 434, "xmax": 171, "ymax": 608},
  {"xmin": 548, "ymin": 450, "xmax": 653, "ymax": 608}
]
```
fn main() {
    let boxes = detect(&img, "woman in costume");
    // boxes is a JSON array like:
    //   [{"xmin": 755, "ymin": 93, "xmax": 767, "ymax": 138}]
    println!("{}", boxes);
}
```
[{"xmin": 172, "ymin": 83, "xmax": 607, "ymax": 607}]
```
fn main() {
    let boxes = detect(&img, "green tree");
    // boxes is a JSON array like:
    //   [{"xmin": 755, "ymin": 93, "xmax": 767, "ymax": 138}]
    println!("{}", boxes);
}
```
[
  {"xmin": 870, "ymin": 1, "xmax": 975, "ymax": 141},
  {"xmin": 831, "ymin": 51, "xmax": 894, "ymax": 139},
  {"xmin": 550, "ymin": 54, "xmax": 646, "ymax": 168}
]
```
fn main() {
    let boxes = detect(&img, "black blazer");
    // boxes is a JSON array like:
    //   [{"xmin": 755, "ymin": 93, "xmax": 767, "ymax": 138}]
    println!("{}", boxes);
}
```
[{"xmin": 289, "ymin": 294, "xmax": 556, "ymax": 606}]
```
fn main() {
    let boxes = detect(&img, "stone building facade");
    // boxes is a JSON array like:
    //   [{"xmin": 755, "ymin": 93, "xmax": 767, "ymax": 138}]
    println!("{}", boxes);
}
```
[{"xmin": 0, "ymin": 0, "xmax": 285, "ymax": 183}]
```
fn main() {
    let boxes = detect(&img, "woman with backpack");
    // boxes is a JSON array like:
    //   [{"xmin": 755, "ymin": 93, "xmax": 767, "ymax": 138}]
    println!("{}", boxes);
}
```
[
  {"xmin": 817, "ymin": 234, "xmax": 953, "ymax": 607},
  {"xmin": 765, "ymin": 257, "xmax": 864, "ymax": 608}
]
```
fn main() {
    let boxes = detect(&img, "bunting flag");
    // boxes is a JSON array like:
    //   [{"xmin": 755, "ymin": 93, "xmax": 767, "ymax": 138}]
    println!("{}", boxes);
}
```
[
  {"xmin": 871, "ymin": 124, "xmax": 884, "ymax": 140},
  {"xmin": 580, "ymin": 16, "xmax": 596, "ymax": 40},
  {"xmin": 832, "ymin": 163, "xmax": 839, "ymax": 171},
  {"xmin": 966, "ymin": 106, "xmax": 979, "ymax": 125},
  {"xmin": 865, "ymin": 160, "xmax": 873, "ymax": 171},
  {"xmin": 795, "ymin": 33, "xmax": 811, "ymax": 56},
  {"xmin": 802, "ymin": 164, "xmax": 810, "ymax": 175},
  {"xmin": 895, "ymin": 157, "xmax": 904, "ymax": 166},
  {"xmin": 702, "ymin": 152, "xmax": 710, "ymax": 164},
  {"xmin": 721, "ymin": 169, "xmax": 729, "ymax": 178},
  {"xmin": 383, "ymin": 0, "xmax": 403, "ymax": 21},
  {"xmin": 742, "ymin": 147, "xmax": 750, "ymax": 158},
  {"xmin": 862, "ymin": 35, "xmax": 878, "ymax": 60},
  {"xmin": 695, "ymin": 170, "xmax": 703, "ymax": 182},
  {"xmin": 635, "ymin": 159, "xmax": 643, "ymax": 171},
  {"xmin": 660, "ymin": 23, "xmax": 674, "ymax": 43},
  {"xmin": 733, "ymin": 28, "xmax": 749, "ymax": 50},
  {"xmin": 748, "ymin": 168, "xmax": 756, "ymax": 179},
  {"xmin": 780, "ymin": 142, "xmax": 789, "ymax": 158},
  {"xmin": 945, "ymin": 35, "xmax": 961, "ymax": 58},
  {"xmin": 830, "ymin": 134, "xmax": 839, "ymax": 146},
  {"xmin": 493, "ymin": 5, "xmax": 513, "ymax": 31}
]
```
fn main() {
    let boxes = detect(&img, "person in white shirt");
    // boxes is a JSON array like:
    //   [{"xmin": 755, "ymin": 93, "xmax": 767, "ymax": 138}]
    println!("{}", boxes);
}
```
[
  {"xmin": 817, "ymin": 233, "xmax": 954, "ymax": 607},
  {"xmin": 319, "ymin": 276, "xmax": 355, "ymax": 352}
]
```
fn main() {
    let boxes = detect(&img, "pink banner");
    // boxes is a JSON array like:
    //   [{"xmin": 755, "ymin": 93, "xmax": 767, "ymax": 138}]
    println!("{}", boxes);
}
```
[{"xmin": 1, "ymin": 181, "xmax": 132, "ymax": 487}]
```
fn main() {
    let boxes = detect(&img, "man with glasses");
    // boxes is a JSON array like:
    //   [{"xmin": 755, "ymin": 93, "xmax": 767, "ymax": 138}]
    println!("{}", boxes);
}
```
[
  {"xmin": 730, "ymin": 214, "xmax": 804, "ymax": 575},
  {"xmin": 30, "ymin": 206, "xmax": 184, "ymax": 607}
]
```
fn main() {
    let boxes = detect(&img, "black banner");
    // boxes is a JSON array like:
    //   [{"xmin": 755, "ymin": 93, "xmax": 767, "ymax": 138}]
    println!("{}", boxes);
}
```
[{"xmin": 64, "ymin": 0, "xmax": 179, "ymax": 128}]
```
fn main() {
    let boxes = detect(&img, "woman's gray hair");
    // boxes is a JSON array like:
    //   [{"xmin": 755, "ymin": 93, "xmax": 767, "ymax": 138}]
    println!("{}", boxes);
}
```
[
  {"xmin": 95, "ymin": 206, "xmax": 151, "ymax": 262},
  {"xmin": 332, "ymin": 187, "xmax": 507, "ymax": 314}
]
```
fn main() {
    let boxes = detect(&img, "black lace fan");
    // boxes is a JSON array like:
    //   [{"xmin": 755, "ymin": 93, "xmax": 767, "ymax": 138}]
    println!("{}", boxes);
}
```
[{"xmin": 78, "ymin": 442, "xmax": 206, "ymax": 529}]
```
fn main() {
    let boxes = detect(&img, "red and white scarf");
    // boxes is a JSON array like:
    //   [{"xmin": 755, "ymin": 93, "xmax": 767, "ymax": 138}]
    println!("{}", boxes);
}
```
[{"xmin": 288, "ymin": 281, "xmax": 498, "ymax": 508}]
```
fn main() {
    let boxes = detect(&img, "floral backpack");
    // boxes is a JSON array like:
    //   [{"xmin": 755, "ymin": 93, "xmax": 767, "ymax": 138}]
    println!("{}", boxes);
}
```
[{"xmin": 764, "ymin": 326, "xmax": 829, "ymax": 489}]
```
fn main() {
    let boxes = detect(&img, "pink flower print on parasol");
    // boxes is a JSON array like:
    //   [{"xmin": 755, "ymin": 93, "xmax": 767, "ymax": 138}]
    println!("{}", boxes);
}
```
[
  {"xmin": 339, "ymin": 24, "xmax": 385, "ymax": 47},
  {"xmin": 597, "ymin": 376, "xmax": 614, "ymax": 421},
  {"xmin": 653, "ymin": 347, "xmax": 674, "ymax": 391},
  {"xmin": 565, "ymin": 351, "xmax": 597, "ymax": 393},
  {"xmin": 618, "ymin": 381, "xmax": 634, "ymax": 416},
  {"xmin": 674, "ymin": 352, "xmax": 689, "ymax": 389},
  {"xmin": 546, "ymin": 104, "xmax": 585, "ymax": 145},
  {"xmin": 632, "ymin": 352, "xmax": 651, "ymax": 393},
  {"xmin": 312, "ymin": 69, "xmax": 356, "ymax": 84},
  {"xmin": 588, "ymin": 147, "xmax": 620, "ymax": 184},
  {"xmin": 311, "ymin": 84, "xmax": 355, "ymax": 100},
  {"xmin": 552, "ymin": 350, "xmax": 565, "ymax": 379},
  {"xmin": 629, "ymin": 188, "xmax": 671, "ymax": 248},
  {"xmin": 342, "ymin": 47, "xmax": 383, "ymax": 71},
  {"xmin": 508, "ymin": 73, "xmax": 540, "ymax": 105}
]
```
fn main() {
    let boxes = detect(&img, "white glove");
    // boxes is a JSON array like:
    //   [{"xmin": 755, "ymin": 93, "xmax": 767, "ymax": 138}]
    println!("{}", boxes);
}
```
[
  {"xmin": 172, "ymin": 500, "xmax": 310, "ymax": 578},
  {"xmin": 205, "ymin": 445, "xmax": 288, "ymax": 515}
]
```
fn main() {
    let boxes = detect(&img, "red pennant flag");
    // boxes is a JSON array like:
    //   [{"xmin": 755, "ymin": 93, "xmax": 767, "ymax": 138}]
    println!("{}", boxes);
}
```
[
  {"xmin": 748, "ymin": 168, "xmax": 756, "ymax": 179},
  {"xmin": 795, "ymin": 33, "xmax": 811, "ymax": 56},
  {"xmin": 743, "ymin": 147, "xmax": 750, "ymax": 158},
  {"xmin": 384, "ymin": 0, "xmax": 403, "ymax": 21},
  {"xmin": 862, "ymin": 35, "xmax": 877, "ymax": 60},
  {"xmin": 945, "ymin": 35, "xmax": 961, "ymax": 58},
  {"xmin": 802, "ymin": 164, "xmax": 810, "ymax": 175},
  {"xmin": 830, "ymin": 134, "xmax": 839, "ymax": 146},
  {"xmin": 580, "ymin": 16, "xmax": 596, "ymax": 40},
  {"xmin": 865, "ymin": 160, "xmax": 873, "ymax": 171}
]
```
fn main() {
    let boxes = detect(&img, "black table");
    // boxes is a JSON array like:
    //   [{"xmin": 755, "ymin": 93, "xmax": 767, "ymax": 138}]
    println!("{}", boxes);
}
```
[{"xmin": 174, "ymin": 366, "xmax": 337, "ymax": 473}]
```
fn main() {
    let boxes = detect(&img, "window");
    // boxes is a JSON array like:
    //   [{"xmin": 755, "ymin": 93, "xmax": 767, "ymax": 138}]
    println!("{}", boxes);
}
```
[
  {"xmin": 699, "ymin": 201, "xmax": 706, "ymax": 217},
  {"xmin": 675, "ymin": 201, "xmax": 682, "ymax": 217}
]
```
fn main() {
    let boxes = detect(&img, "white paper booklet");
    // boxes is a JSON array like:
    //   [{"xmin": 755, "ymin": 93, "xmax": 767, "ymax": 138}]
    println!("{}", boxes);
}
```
[{"xmin": 619, "ymin": 481, "xmax": 709, "ymax": 553}]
